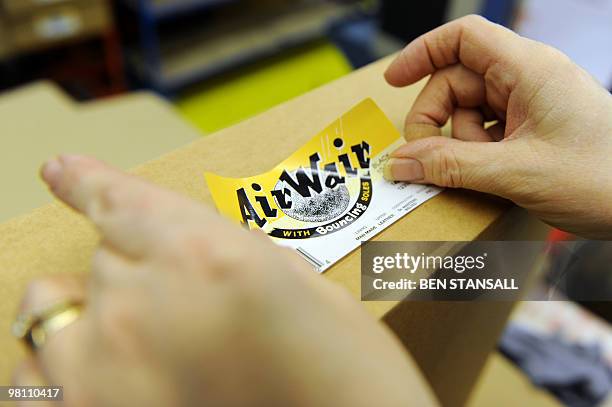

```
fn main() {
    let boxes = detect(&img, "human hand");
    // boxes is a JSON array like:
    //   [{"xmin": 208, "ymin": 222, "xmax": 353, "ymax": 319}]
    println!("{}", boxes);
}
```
[
  {"xmin": 384, "ymin": 15, "xmax": 612, "ymax": 238},
  {"xmin": 12, "ymin": 156, "xmax": 436, "ymax": 407}
]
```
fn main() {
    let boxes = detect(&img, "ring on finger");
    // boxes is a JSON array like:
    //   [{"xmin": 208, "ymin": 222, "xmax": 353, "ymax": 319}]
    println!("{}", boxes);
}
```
[{"xmin": 12, "ymin": 300, "xmax": 83, "ymax": 351}]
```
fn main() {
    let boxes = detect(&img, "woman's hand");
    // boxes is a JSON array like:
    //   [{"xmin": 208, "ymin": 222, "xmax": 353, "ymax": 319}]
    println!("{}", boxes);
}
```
[
  {"xmin": 384, "ymin": 15, "xmax": 612, "ymax": 238},
  {"xmin": 13, "ymin": 155, "xmax": 436, "ymax": 406}
]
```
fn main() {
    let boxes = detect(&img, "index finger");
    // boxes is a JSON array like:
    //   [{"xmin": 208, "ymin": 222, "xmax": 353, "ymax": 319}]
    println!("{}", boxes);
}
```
[
  {"xmin": 40, "ymin": 155, "xmax": 223, "ymax": 258},
  {"xmin": 384, "ymin": 15, "xmax": 524, "ymax": 87}
]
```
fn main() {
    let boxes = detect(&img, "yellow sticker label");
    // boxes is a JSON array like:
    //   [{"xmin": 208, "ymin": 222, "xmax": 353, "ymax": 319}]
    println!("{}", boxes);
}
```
[
  {"xmin": 205, "ymin": 99, "xmax": 441, "ymax": 271},
  {"xmin": 206, "ymin": 98, "xmax": 395, "ymax": 234}
]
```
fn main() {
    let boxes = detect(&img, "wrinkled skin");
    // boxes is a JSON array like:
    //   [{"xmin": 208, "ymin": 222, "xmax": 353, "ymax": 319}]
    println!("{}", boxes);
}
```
[
  {"xmin": 13, "ymin": 14, "xmax": 612, "ymax": 407},
  {"xmin": 385, "ymin": 15, "xmax": 612, "ymax": 238},
  {"xmin": 13, "ymin": 155, "xmax": 436, "ymax": 407}
]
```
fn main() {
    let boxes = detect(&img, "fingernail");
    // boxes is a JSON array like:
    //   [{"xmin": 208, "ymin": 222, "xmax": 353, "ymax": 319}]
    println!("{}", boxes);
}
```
[
  {"xmin": 383, "ymin": 159, "xmax": 394, "ymax": 180},
  {"xmin": 58, "ymin": 154, "xmax": 83, "ymax": 165},
  {"xmin": 41, "ymin": 159, "xmax": 62, "ymax": 188},
  {"xmin": 403, "ymin": 123, "xmax": 441, "ymax": 142},
  {"xmin": 383, "ymin": 158, "xmax": 424, "ymax": 182}
]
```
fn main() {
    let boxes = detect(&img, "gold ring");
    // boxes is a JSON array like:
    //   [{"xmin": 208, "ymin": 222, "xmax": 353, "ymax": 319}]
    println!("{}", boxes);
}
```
[{"xmin": 12, "ymin": 301, "xmax": 83, "ymax": 351}]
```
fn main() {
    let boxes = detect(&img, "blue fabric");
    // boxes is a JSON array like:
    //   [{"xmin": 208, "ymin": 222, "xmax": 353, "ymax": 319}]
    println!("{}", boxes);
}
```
[{"xmin": 499, "ymin": 324, "xmax": 612, "ymax": 407}]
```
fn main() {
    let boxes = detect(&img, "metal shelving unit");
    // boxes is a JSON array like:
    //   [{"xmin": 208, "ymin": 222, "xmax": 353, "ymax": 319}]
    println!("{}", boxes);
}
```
[
  {"xmin": 123, "ymin": 0, "xmax": 234, "ymax": 19},
  {"xmin": 120, "ymin": 0, "xmax": 358, "ymax": 96},
  {"xmin": 120, "ymin": 0, "xmax": 234, "ymax": 95}
]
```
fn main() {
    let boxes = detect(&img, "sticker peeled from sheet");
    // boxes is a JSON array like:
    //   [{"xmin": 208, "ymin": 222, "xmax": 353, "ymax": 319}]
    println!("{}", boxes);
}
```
[{"xmin": 205, "ymin": 99, "xmax": 442, "ymax": 272}]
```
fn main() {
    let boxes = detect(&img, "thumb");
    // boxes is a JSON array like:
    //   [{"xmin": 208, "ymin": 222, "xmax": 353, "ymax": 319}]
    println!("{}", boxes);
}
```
[{"xmin": 384, "ymin": 135, "xmax": 519, "ymax": 197}]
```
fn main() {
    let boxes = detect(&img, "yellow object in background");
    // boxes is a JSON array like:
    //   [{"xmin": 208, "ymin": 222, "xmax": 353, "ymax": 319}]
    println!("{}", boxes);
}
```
[{"xmin": 176, "ymin": 41, "xmax": 352, "ymax": 134}]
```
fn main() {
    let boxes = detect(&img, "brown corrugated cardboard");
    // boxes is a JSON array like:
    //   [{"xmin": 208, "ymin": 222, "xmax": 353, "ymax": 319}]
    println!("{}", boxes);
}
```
[
  {"xmin": 0, "ymin": 55, "xmax": 544, "ymax": 406},
  {"xmin": 0, "ymin": 81, "xmax": 201, "ymax": 222},
  {"xmin": 468, "ymin": 353, "xmax": 560, "ymax": 406}
]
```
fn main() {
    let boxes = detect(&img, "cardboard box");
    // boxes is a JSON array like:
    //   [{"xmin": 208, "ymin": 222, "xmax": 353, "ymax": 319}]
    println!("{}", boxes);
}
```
[
  {"xmin": 0, "ymin": 56, "xmax": 547, "ymax": 406},
  {"xmin": 0, "ymin": 81, "xmax": 201, "ymax": 223},
  {"xmin": 468, "ymin": 353, "xmax": 560, "ymax": 406},
  {"xmin": 1, "ymin": 0, "xmax": 109, "ymax": 55}
]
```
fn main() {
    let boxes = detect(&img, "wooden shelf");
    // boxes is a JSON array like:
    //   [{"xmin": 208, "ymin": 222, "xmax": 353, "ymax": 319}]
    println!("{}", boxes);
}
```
[
  {"xmin": 144, "ymin": 3, "xmax": 355, "ymax": 92},
  {"xmin": 122, "ymin": 0, "xmax": 236, "ymax": 20}
]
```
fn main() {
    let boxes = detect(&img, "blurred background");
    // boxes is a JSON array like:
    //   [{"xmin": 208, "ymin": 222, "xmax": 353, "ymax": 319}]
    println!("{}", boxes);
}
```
[
  {"xmin": 0, "ymin": 0, "xmax": 612, "ymax": 221},
  {"xmin": 1, "ymin": 1, "xmax": 612, "ymax": 406},
  {"xmin": 0, "ymin": 0, "xmax": 610, "ymax": 134}
]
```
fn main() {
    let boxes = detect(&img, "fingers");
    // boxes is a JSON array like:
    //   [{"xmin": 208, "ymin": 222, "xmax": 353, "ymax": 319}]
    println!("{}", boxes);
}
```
[
  {"xmin": 485, "ymin": 121, "xmax": 505, "ymax": 142},
  {"xmin": 452, "ymin": 108, "xmax": 494, "ymax": 142},
  {"xmin": 12, "ymin": 359, "xmax": 55, "ymax": 407},
  {"xmin": 40, "ymin": 155, "xmax": 221, "ymax": 259},
  {"xmin": 383, "ymin": 15, "xmax": 528, "ymax": 195},
  {"xmin": 40, "ymin": 155, "xmax": 169, "ymax": 258},
  {"xmin": 401, "ymin": 65, "xmax": 500, "ymax": 142},
  {"xmin": 384, "ymin": 158, "xmax": 424, "ymax": 183},
  {"xmin": 404, "ymin": 64, "xmax": 486, "ymax": 127},
  {"xmin": 17, "ymin": 275, "xmax": 88, "ymax": 405},
  {"xmin": 90, "ymin": 246, "xmax": 139, "ymax": 292},
  {"xmin": 19, "ymin": 274, "xmax": 87, "ymax": 316},
  {"xmin": 385, "ymin": 136, "xmax": 521, "ymax": 196},
  {"xmin": 385, "ymin": 14, "xmax": 523, "ymax": 87},
  {"xmin": 403, "ymin": 123, "xmax": 442, "ymax": 141},
  {"xmin": 13, "ymin": 358, "xmax": 47, "ymax": 386}
]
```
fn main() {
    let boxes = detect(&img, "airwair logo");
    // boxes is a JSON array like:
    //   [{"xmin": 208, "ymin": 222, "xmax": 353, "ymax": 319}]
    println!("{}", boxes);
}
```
[{"xmin": 236, "ymin": 137, "xmax": 372, "ymax": 239}]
